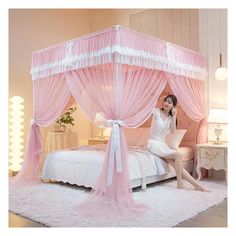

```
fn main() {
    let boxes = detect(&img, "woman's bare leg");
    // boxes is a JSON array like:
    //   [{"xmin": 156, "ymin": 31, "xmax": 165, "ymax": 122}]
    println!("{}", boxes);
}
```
[
  {"xmin": 173, "ymin": 152, "xmax": 185, "ymax": 189},
  {"xmin": 164, "ymin": 153, "xmax": 185, "ymax": 189},
  {"xmin": 166, "ymin": 157, "xmax": 208, "ymax": 191},
  {"xmin": 181, "ymin": 168, "xmax": 208, "ymax": 191}
]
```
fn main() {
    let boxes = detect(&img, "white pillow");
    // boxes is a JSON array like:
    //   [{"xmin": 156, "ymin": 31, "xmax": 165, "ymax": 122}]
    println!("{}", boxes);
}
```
[{"xmin": 165, "ymin": 129, "xmax": 187, "ymax": 150}]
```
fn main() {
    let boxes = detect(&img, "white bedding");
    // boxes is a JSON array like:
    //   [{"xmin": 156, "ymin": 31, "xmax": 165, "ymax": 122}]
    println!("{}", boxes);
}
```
[{"xmin": 41, "ymin": 146, "xmax": 170, "ymax": 188}]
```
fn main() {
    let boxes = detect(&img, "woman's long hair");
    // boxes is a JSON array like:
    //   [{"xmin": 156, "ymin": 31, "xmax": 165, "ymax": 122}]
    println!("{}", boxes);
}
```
[{"xmin": 161, "ymin": 94, "xmax": 178, "ymax": 125}]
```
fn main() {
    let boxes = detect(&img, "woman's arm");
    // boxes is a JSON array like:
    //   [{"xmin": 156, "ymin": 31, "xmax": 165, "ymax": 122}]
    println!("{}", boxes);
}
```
[{"xmin": 170, "ymin": 107, "xmax": 177, "ymax": 132}]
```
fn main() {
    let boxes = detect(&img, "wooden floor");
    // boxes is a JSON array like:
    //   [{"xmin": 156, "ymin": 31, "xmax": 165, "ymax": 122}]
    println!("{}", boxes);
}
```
[
  {"xmin": 175, "ymin": 198, "xmax": 227, "ymax": 227},
  {"xmin": 9, "ymin": 198, "xmax": 227, "ymax": 227}
]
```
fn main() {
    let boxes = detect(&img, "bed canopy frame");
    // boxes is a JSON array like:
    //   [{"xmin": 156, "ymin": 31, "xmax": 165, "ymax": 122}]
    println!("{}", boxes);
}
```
[{"xmin": 12, "ymin": 25, "xmax": 208, "ymax": 219}]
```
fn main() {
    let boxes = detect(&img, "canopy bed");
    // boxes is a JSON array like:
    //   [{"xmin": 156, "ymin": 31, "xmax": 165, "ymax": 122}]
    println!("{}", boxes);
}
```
[
  {"xmin": 41, "ymin": 98, "xmax": 197, "ymax": 190},
  {"xmin": 11, "ymin": 25, "xmax": 208, "ymax": 219}
]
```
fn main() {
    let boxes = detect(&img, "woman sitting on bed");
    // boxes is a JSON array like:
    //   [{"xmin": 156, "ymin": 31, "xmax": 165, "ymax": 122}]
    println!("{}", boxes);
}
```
[{"xmin": 148, "ymin": 95, "xmax": 208, "ymax": 191}]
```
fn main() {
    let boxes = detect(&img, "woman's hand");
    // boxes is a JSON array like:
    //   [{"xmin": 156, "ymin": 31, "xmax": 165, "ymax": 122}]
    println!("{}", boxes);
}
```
[
  {"xmin": 171, "ymin": 107, "xmax": 177, "ymax": 117},
  {"xmin": 170, "ymin": 107, "xmax": 177, "ymax": 132}
]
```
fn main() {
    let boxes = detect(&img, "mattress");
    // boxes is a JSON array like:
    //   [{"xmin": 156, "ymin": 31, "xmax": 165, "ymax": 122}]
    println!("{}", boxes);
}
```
[
  {"xmin": 41, "ymin": 145, "xmax": 194, "ymax": 188},
  {"xmin": 42, "ymin": 146, "xmax": 167, "ymax": 187}
]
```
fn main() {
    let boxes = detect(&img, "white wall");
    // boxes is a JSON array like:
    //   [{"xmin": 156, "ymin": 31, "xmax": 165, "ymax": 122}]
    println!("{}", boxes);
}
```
[
  {"xmin": 90, "ymin": 9, "xmax": 142, "ymax": 32},
  {"xmin": 199, "ymin": 9, "xmax": 227, "ymax": 108},
  {"xmin": 199, "ymin": 9, "xmax": 227, "ymax": 141},
  {"xmin": 130, "ymin": 9, "xmax": 199, "ymax": 51}
]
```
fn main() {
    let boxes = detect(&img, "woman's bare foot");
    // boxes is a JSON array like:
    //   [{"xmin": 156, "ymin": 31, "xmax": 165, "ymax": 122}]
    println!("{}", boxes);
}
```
[
  {"xmin": 177, "ymin": 182, "xmax": 186, "ymax": 189},
  {"xmin": 195, "ymin": 184, "xmax": 210, "ymax": 192}
]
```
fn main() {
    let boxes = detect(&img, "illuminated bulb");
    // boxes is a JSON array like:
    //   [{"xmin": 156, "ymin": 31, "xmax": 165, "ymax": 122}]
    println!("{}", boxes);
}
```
[
  {"xmin": 215, "ymin": 67, "xmax": 227, "ymax": 81},
  {"xmin": 215, "ymin": 53, "xmax": 227, "ymax": 81}
]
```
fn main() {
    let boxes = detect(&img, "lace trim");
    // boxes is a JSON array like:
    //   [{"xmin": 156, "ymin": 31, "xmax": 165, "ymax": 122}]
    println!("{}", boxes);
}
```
[{"xmin": 31, "ymin": 45, "xmax": 207, "ymax": 81}]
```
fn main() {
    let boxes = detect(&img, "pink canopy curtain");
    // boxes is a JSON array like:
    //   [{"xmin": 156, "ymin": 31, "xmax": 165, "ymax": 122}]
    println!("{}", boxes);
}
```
[
  {"xmin": 166, "ymin": 73, "xmax": 207, "ymax": 177},
  {"xmin": 11, "ymin": 74, "xmax": 72, "ymax": 184},
  {"xmin": 166, "ymin": 73, "xmax": 207, "ymax": 144},
  {"xmin": 65, "ymin": 64, "xmax": 167, "ymax": 219}
]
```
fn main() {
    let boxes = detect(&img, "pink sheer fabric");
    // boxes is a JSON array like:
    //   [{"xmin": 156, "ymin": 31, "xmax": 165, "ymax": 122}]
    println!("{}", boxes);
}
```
[
  {"xmin": 31, "ymin": 26, "xmax": 207, "ymax": 81},
  {"xmin": 10, "ymin": 74, "xmax": 72, "ymax": 184},
  {"xmin": 65, "ymin": 64, "xmax": 166, "ymax": 219},
  {"xmin": 9, "ymin": 122, "xmax": 43, "ymax": 184},
  {"xmin": 167, "ymin": 73, "xmax": 207, "ymax": 143},
  {"xmin": 62, "ymin": 95, "xmax": 77, "ymax": 113},
  {"xmin": 166, "ymin": 73, "xmax": 207, "ymax": 177}
]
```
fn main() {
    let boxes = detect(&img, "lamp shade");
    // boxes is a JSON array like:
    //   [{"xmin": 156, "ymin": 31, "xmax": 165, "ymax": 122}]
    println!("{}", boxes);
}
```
[{"xmin": 207, "ymin": 108, "xmax": 228, "ymax": 124}]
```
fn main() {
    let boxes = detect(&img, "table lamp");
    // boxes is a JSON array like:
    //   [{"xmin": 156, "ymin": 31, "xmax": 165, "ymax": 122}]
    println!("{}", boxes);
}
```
[{"xmin": 207, "ymin": 108, "xmax": 227, "ymax": 144}]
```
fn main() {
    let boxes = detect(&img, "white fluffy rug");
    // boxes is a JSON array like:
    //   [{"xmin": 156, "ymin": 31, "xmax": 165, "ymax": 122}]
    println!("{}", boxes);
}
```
[{"xmin": 9, "ymin": 179, "xmax": 227, "ymax": 227}]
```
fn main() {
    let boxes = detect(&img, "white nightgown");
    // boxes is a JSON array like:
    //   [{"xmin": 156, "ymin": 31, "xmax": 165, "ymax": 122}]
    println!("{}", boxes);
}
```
[{"xmin": 148, "ymin": 108, "xmax": 176, "ymax": 158}]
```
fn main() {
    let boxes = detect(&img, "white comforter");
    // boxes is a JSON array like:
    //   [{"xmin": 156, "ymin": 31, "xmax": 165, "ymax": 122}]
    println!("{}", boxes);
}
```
[{"xmin": 41, "ymin": 146, "xmax": 169, "ymax": 188}]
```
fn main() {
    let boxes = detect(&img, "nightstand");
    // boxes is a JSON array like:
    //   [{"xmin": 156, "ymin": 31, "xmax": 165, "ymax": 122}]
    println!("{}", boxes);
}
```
[
  {"xmin": 88, "ymin": 137, "xmax": 109, "ymax": 145},
  {"xmin": 45, "ymin": 131, "xmax": 79, "ymax": 152},
  {"xmin": 196, "ymin": 143, "xmax": 227, "ymax": 184}
]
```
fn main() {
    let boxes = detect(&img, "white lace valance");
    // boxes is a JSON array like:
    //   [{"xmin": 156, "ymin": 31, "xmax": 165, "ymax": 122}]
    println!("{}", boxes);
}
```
[{"xmin": 31, "ymin": 25, "xmax": 207, "ymax": 81}]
